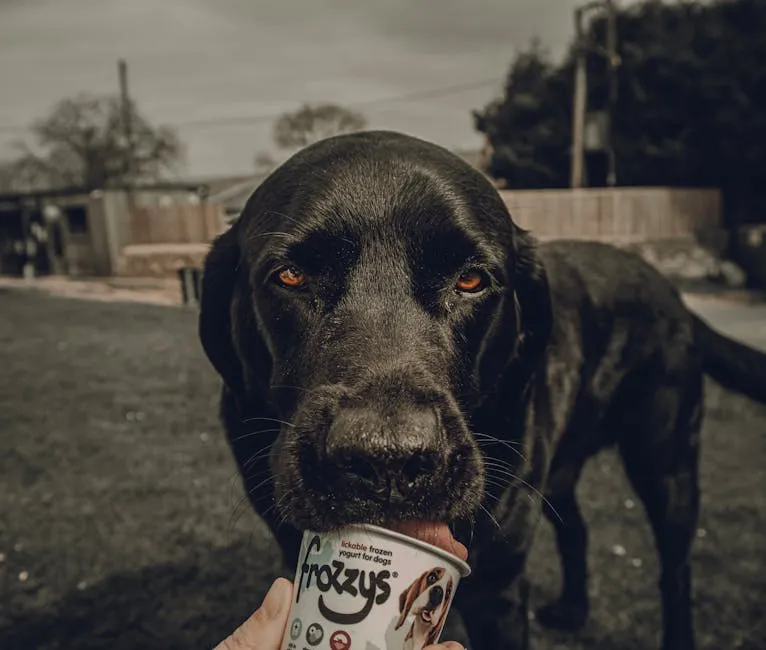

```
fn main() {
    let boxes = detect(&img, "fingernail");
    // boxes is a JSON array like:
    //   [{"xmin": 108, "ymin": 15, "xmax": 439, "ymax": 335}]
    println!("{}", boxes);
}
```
[{"xmin": 260, "ymin": 578, "xmax": 292, "ymax": 620}]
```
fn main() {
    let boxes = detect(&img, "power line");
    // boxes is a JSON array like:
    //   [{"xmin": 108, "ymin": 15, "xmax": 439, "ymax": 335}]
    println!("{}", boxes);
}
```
[
  {"xmin": 0, "ymin": 76, "xmax": 504, "ymax": 135},
  {"xmin": 171, "ymin": 77, "xmax": 504, "ymax": 129}
]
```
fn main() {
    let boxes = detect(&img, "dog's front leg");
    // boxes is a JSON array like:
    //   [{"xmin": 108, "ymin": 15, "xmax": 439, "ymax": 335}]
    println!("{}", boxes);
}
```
[
  {"xmin": 454, "ymin": 474, "xmax": 546, "ymax": 650},
  {"xmin": 455, "ymin": 548, "xmax": 531, "ymax": 650}
]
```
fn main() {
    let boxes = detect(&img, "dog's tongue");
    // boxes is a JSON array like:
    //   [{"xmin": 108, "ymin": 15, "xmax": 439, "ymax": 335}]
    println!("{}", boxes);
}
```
[{"xmin": 390, "ymin": 521, "xmax": 468, "ymax": 562}]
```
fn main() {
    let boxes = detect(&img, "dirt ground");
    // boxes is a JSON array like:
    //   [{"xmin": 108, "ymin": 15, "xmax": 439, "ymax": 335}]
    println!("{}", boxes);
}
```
[
  {"xmin": 0, "ymin": 275, "xmax": 184, "ymax": 307},
  {"xmin": 1, "ymin": 288, "xmax": 765, "ymax": 650}
]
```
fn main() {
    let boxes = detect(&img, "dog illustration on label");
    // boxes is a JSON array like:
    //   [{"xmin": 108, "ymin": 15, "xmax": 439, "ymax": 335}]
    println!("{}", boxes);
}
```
[{"xmin": 394, "ymin": 567, "xmax": 454, "ymax": 650}]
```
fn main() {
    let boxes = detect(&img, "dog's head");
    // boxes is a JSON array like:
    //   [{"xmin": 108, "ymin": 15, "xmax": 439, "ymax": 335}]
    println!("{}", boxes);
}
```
[
  {"xmin": 199, "ymin": 130, "xmax": 552, "ymax": 531},
  {"xmin": 396, "ymin": 567, "xmax": 454, "ymax": 646}
]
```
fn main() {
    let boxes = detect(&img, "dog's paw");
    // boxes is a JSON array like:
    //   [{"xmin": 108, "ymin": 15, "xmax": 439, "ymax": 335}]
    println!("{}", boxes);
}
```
[{"xmin": 535, "ymin": 600, "xmax": 589, "ymax": 631}]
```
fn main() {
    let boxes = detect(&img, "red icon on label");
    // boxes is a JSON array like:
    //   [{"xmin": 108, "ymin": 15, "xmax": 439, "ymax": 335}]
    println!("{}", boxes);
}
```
[{"xmin": 329, "ymin": 630, "xmax": 351, "ymax": 650}]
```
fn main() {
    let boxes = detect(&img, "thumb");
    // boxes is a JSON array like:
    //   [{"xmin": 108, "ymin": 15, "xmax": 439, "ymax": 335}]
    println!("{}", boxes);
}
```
[{"xmin": 214, "ymin": 578, "xmax": 294, "ymax": 650}]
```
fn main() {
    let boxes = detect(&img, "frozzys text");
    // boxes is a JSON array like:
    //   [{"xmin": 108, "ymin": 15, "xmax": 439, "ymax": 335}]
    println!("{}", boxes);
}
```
[{"xmin": 296, "ymin": 535, "xmax": 393, "ymax": 626}]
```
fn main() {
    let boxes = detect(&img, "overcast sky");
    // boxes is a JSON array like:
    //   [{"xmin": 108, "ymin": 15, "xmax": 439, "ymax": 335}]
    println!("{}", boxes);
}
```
[{"xmin": 1, "ymin": 0, "xmax": 608, "ymax": 178}]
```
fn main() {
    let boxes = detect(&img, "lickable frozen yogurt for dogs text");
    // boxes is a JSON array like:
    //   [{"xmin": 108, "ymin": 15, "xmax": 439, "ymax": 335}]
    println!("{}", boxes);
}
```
[{"xmin": 280, "ymin": 524, "xmax": 470, "ymax": 650}]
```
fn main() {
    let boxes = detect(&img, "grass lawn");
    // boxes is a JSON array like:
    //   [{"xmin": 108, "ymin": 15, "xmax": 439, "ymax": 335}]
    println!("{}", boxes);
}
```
[{"xmin": 0, "ymin": 289, "xmax": 764, "ymax": 650}]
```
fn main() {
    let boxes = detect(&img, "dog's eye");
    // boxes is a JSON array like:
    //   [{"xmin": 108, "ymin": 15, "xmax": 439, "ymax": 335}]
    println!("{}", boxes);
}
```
[
  {"xmin": 455, "ymin": 270, "xmax": 488, "ymax": 294},
  {"xmin": 274, "ymin": 266, "xmax": 306, "ymax": 289},
  {"xmin": 427, "ymin": 572, "xmax": 438, "ymax": 584}
]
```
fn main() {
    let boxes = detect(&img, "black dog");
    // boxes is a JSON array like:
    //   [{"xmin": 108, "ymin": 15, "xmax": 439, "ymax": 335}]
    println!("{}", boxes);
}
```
[{"xmin": 198, "ymin": 130, "xmax": 766, "ymax": 650}]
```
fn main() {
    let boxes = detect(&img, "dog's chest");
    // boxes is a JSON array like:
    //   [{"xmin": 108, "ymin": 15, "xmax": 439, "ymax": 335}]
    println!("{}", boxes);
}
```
[{"xmin": 540, "ymin": 327, "xmax": 585, "ymax": 440}]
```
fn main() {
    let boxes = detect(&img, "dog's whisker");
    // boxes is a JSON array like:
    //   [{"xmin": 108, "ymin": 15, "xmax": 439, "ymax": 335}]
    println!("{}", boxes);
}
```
[
  {"xmin": 473, "ymin": 433, "xmax": 527, "ymax": 462},
  {"xmin": 482, "ymin": 460, "xmax": 523, "ymax": 476},
  {"xmin": 479, "ymin": 449, "xmax": 512, "ymax": 461},
  {"xmin": 243, "ymin": 489, "xmax": 286, "ymax": 530},
  {"xmin": 226, "ymin": 467, "xmax": 247, "ymax": 503},
  {"xmin": 482, "ymin": 483, "xmax": 512, "ymax": 504},
  {"xmin": 484, "ymin": 463, "xmax": 520, "ymax": 480},
  {"xmin": 241, "ymin": 468, "xmax": 274, "ymax": 485},
  {"xmin": 482, "ymin": 459, "xmax": 519, "ymax": 470},
  {"xmin": 239, "ymin": 416, "xmax": 295, "ymax": 428},
  {"xmin": 269, "ymin": 384, "xmax": 319, "ymax": 395},
  {"xmin": 481, "ymin": 465, "xmax": 563, "ymax": 524},
  {"xmin": 475, "ymin": 439, "xmax": 524, "ymax": 450},
  {"xmin": 478, "ymin": 449, "xmax": 527, "ymax": 466},
  {"xmin": 481, "ymin": 453, "xmax": 526, "ymax": 472},
  {"xmin": 242, "ymin": 444, "xmax": 273, "ymax": 465},
  {"xmin": 239, "ymin": 446, "xmax": 276, "ymax": 474},
  {"xmin": 473, "ymin": 431, "xmax": 524, "ymax": 447},
  {"xmin": 483, "ymin": 476, "xmax": 512, "ymax": 491},
  {"xmin": 274, "ymin": 500, "xmax": 297, "ymax": 529},
  {"xmin": 516, "ymin": 484, "xmax": 562, "ymax": 525},
  {"xmin": 482, "ymin": 463, "xmax": 530, "ymax": 483},
  {"xmin": 475, "ymin": 440, "xmax": 527, "ymax": 460},
  {"xmin": 270, "ymin": 485, "xmax": 299, "ymax": 527},
  {"xmin": 230, "ymin": 428, "xmax": 282, "ymax": 444},
  {"xmin": 479, "ymin": 504, "xmax": 501, "ymax": 530},
  {"xmin": 246, "ymin": 474, "xmax": 277, "ymax": 497},
  {"xmin": 259, "ymin": 496, "xmax": 284, "ymax": 522},
  {"xmin": 480, "ymin": 493, "xmax": 502, "ymax": 509},
  {"xmin": 227, "ymin": 493, "xmax": 262, "ymax": 540}
]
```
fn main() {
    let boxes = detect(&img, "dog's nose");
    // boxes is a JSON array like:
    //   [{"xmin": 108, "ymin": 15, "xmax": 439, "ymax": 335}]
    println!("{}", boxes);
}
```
[
  {"xmin": 325, "ymin": 406, "xmax": 444, "ymax": 498},
  {"xmin": 429, "ymin": 585, "xmax": 444, "ymax": 605}
]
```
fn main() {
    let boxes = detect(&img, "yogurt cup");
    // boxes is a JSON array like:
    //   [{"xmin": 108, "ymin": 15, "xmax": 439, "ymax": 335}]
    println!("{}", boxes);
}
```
[{"xmin": 280, "ymin": 524, "xmax": 470, "ymax": 650}]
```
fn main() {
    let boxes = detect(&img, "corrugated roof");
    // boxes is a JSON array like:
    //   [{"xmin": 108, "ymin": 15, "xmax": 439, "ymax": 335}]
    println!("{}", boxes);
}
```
[{"xmin": 207, "ymin": 174, "xmax": 269, "ymax": 215}]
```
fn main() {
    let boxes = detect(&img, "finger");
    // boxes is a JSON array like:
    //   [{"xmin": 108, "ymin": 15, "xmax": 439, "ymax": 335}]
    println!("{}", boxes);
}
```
[{"xmin": 214, "ymin": 578, "xmax": 293, "ymax": 650}]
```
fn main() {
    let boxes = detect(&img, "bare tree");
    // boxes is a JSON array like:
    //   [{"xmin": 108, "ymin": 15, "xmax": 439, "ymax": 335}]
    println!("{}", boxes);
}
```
[
  {"xmin": 7, "ymin": 92, "xmax": 183, "ymax": 191},
  {"xmin": 0, "ymin": 143, "xmax": 54, "ymax": 193},
  {"xmin": 0, "ymin": 160, "xmax": 21, "ymax": 193},
  {"xmin": 272, "ymin": 103, "xmax": 366, "ymax": 150}
]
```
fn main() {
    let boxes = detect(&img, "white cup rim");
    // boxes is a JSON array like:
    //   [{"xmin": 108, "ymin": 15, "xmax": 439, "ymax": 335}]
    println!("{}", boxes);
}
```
[{"xmin": 337, "ymin": 523, "xmax": 471, "ymax": 577}]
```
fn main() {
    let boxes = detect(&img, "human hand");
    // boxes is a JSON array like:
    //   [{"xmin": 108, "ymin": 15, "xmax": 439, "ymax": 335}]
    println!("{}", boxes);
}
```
[{"xmin": 214, "ymin": 578, "xmax": 465, "ymax": 650}]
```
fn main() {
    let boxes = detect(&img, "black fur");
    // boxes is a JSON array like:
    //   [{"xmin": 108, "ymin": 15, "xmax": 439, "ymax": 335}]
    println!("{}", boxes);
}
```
[{"xmin": 198, "ymin": 131, "xmax": 766, "ymax": 650}]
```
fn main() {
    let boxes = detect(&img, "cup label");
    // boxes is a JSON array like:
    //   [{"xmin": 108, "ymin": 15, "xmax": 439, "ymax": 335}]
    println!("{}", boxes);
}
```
[{"xmin": 282, "ymin": 527, "xmax": 465, "ymax": 650}]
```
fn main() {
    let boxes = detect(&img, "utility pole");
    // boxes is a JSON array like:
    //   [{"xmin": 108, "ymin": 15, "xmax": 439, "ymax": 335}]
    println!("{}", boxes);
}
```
[
  {"xmin": 570, "ymin": 7, "xmax": 588, "ymax": 189},
  {"xmin": 118, "ymin": 59, "xmax": 135, "ymax": 195},
  {"xmin": 605, "ymin": 0, "xmax": 619, "ymax": 187},
  {"xmin": 570, "ymin": 0, "xmax": 619, "ymax": 189}
]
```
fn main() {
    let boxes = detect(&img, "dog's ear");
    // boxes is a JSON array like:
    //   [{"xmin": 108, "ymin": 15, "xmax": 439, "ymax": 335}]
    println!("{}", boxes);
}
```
[
  {"xmin": 395, "ymin": 573, "xmax": 425, "ymax": 630},
  {"xmin": 427, "ymin": 576, "xmax": 454, "ymax": 646},
  {"xmin": 509, "ymin": 226, "xmax": 553, "ymax": 396},
  {"xmin": 198, "ymin": 223, "xmax": 246, "ymax": 396}
]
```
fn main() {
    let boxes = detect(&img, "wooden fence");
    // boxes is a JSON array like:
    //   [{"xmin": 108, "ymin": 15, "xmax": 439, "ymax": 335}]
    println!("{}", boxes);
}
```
[
  {"xmin": 129, "ymin": 202, "xmax": 226, "ymax": 245},
  {"xmin": 498, "ymin": 187, "xmax": 721, "ymax": 242},
  {"xmin": 126, "ymin": 187, "xmax": 721, "ymax": 248}
]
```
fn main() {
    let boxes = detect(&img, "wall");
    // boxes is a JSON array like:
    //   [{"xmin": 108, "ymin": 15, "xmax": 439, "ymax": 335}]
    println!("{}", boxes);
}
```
[
  {"xmin": 129, "ymin": 202, "xmax": 225, "ymax": 245},
  {"xmin": 498, "ymin": 187, "xmax": 721, "ymax": 242},
  {"xmin": 38, "ymin": 192, "xmax": 118, "ymax": 277},
  {"xmin": 94, "ymin": 189, "xmax": 222, "ymax": 276}
]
